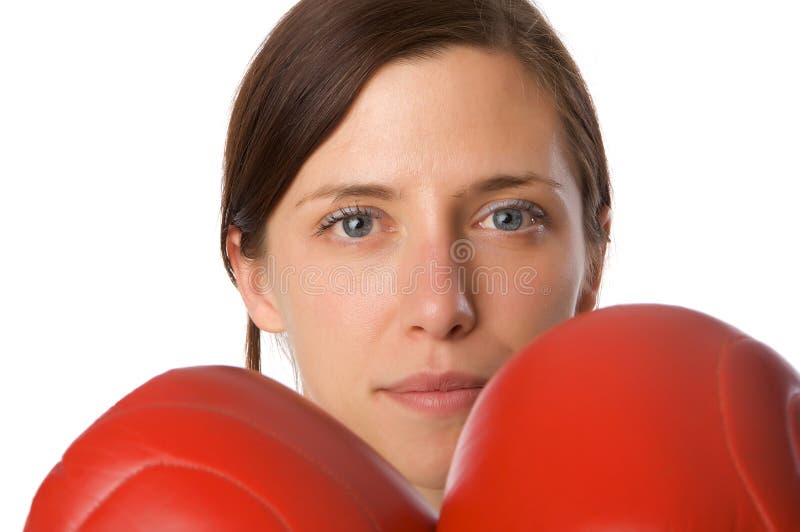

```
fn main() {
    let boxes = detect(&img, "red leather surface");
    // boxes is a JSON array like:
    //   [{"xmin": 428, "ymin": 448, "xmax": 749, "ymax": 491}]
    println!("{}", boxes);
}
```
[
  {"xmin": 438, "ymin": 303, "xmax": 800, "ymax": 531},
  {"xmin": 25, "ymin": 366, "xmax": 436, "ymax": 531}
]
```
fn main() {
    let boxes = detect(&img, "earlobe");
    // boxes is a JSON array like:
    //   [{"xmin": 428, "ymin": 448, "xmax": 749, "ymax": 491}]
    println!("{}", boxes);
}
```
[{"xmin": 226, "ymin": 225, "xmax": 287, "ymax": 333}]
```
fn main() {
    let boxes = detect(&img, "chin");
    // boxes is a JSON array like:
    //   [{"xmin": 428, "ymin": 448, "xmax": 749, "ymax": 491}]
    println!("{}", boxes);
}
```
[{"xmin": 393, "ymin": 438, "xmax": 459, "ymax": 490}]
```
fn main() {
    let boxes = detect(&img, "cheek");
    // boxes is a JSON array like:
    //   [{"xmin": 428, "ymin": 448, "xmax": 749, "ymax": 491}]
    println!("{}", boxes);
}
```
[
  {"xmin": 287, "ymin": 265, "xmax": 394, "ymax": 338},
  {"xmin": 281, "ymin": 267, "xmax": 393, "ymax": 398},
  {"xmin": 477, "ymin": 241, "xmax": 584, "ymax": 351}
]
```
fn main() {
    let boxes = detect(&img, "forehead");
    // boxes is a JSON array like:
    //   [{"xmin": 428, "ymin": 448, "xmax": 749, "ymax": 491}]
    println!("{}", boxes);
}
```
[{"xmin": 288, "ymin": 45, "xmax": 571, "ymax": 202}]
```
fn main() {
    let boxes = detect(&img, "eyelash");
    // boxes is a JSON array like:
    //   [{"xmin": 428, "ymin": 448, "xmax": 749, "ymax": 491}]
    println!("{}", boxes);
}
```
[{"xmin": 313, "ymin": 199, "xmax": 548, "ymax": 238}]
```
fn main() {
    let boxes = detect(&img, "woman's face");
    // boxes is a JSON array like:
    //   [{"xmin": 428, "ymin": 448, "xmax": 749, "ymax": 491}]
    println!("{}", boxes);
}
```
[{"xmin": 230, "ymin": 45, "xmax": 609, "ymax": 508}]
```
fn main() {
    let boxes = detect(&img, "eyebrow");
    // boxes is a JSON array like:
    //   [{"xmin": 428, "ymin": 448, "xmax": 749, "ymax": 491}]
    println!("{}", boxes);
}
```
[{"xmin": 294, "ymin": 171, "xmax": 562, "ymax": 208}]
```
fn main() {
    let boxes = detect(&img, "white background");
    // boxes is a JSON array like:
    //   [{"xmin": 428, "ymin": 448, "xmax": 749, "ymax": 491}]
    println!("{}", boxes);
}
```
[{"xmin": 2, "ymin": 1, "xmax": 798, "ymax": 529}]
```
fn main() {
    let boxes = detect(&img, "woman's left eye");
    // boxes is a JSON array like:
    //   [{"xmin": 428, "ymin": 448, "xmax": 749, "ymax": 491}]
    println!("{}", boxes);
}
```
[{"xmin": 477, "ymin": 199, "xmax": 548, "ymax": 232}]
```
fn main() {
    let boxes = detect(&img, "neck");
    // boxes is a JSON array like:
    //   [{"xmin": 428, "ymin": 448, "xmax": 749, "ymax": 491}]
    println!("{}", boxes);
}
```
[{"xmin": 414, "ymin": 485, "xmax": 444, "ymax": 515}]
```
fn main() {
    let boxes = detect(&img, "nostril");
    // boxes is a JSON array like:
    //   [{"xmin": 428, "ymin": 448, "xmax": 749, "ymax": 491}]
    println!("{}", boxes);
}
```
[{"xmin": 448, "ymin": 324, "xmax": 463, "ymax": 337}]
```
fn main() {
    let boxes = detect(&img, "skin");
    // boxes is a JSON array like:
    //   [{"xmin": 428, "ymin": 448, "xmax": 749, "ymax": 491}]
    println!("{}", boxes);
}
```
[{"xmin": 227, "ymin": 45, "xmax": 611, "ymax": 512}]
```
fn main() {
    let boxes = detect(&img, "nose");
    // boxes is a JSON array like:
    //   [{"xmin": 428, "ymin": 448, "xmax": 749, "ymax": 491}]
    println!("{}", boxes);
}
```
[{"xmin": 400, "ymin": 236, "xmax": 477, "ymax": 341}]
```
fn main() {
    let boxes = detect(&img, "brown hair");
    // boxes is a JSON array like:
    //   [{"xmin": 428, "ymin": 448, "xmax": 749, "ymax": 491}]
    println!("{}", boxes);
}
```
[{"xmin": 220, "ymin": 0, "xmax": 613, "ymax": 385}]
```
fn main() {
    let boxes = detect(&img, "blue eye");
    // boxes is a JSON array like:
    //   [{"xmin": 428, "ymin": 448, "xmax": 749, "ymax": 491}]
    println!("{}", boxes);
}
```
[
  {"xmin": 477, "ymin": 199, "xmax": 548, "ymax": 232},
  {"xmin": 314, "ymin": 204, "xmax": 382, "ymax": 238}
]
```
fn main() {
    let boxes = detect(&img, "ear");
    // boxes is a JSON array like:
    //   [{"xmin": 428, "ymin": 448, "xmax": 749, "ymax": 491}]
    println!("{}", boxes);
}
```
[
  {"xmin": 575, "ymin": 205, "xmax": 612, "ymax": 315},
  {"xmin": 226, "ymin": 225, "xmax": 287, "ymax": 333}
]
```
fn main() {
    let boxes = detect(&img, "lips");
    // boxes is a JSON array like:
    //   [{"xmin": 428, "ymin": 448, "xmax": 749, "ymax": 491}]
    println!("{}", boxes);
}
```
[
  {"xmin": 382, "ymin": 371, "xmax": 488, "ymax": 393},
  {"xmin": 379, "ymin": 371, "xmax": 488, "ymax": 416}
]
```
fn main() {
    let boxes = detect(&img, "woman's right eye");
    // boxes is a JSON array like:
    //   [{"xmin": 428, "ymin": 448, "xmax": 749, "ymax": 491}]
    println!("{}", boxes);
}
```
[{"xmin": 313, "ymin": 205, "xmax": 384, "ymax": 239}]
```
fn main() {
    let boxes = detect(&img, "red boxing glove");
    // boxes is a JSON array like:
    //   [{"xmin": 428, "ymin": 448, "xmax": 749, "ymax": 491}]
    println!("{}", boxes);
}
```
[
  {"xmin": 26, "ymin": 366, "xmax": 436, "ymax": 531},
  {"xmin": 439, "ymin": 304, "xmax": 800, "ymax": 531}
]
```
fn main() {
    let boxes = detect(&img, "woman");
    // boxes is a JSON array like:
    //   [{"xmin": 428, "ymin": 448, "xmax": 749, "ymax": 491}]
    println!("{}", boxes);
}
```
[{"xmin": 221, "ymin": 0, "xmax": 612, "ymax": 512}]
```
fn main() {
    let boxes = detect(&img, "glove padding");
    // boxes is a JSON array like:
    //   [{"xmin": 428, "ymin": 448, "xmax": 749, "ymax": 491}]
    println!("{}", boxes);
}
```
[
  {"xmin": 26, "ymin": 365, "xmax": 436, "ymax": 531},
  {"xmin": 439, "ymin": 303, "xmax": 800, "ymax": 531}
]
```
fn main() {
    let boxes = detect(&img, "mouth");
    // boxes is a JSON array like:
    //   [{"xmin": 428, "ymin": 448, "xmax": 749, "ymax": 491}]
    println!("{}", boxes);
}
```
[
  {"xmin": 379, "ymin": 370, "xmax": 488, "ymax": 416},
  {"xmin": 380, "ymin": 387, "xmax": 484, "ymax": 416},
  {"xmin": 382, "ymin": 370, "xmax": 488, "ymax": 393}
]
